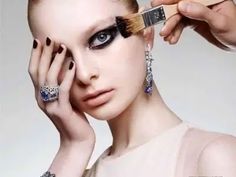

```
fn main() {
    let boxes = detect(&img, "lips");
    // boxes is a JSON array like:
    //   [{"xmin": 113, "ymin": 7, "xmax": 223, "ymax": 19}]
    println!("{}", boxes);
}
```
[{"xmin": 82, "ymin": 89, "xmax": 115, "ymax": 107}]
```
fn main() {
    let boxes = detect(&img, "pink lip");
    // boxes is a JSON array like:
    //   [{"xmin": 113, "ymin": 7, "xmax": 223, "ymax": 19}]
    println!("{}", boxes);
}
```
[{"xmin": 83, "ymin": 89, "xmax": 114, "ymax": 107}]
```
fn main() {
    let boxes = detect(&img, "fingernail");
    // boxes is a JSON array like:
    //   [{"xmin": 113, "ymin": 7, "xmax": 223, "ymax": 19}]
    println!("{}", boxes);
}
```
[
  {"xmin": 160, "ymin": 29, "xmax": 165, "ymax": 36},
  {"xmin": 170, "ymin": 37, "xmax": 176, "ymax": 45},
  {"xmin": 160, "ymin": 25, "xmax": 167, "ymax": 36},
  {"xmin": 46, "ymin": 37, "xmax": 51, "ymax": 46},
  {"xmin": 69, "ymin": 61, "xmax": 74, "ymax": 70},
  {"xmin": 33, "ymin": 40, "xmax": 38, "ymax": 49},
  {"xmin": 57, "ymin": 45, "xmax": 64, "ymax": 54}
]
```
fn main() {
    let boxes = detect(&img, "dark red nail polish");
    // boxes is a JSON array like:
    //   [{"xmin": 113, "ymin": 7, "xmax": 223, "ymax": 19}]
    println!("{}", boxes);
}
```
[
  {"xmin": 57, "ymin": 45, "xmax": 64, "ymax": 54},
  {"xmin": 69, "ymin": 62, "xmax": 74, "ymax": 70},
  {"xmin": 33, "ymin": 40, "xmax": 38, "ymax": 49},
  {"xmin": 46, "ymin": 37, "xmax": 51, "ymax": 46}
]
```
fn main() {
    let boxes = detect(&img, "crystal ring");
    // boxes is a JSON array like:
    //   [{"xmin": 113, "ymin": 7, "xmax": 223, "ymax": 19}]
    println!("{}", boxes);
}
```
[
  {"xmin": 40, "ymin": 171, "xmax": 56, "ymax": 177},
  {"xmin": 40, "ymin": 85, "xmax": 59, "ymax": 102}
]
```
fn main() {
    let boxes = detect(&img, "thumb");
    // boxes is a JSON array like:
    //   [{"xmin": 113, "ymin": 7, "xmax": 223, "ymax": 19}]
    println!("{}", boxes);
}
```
[{"xmin": 178, "ymin": 1, "xmax": 224, "ymax": 29}]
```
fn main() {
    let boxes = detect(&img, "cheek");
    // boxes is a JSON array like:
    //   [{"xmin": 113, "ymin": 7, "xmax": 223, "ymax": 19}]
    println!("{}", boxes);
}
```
[{"xmin": 107, "ymin": 36, "xmax": 146, "ymax": 85}]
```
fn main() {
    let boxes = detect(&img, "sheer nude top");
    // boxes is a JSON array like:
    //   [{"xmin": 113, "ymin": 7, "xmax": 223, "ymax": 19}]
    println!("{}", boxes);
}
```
[{"xmin": 84, "ymin": 122, "xmax": 226, "ymax": 177}]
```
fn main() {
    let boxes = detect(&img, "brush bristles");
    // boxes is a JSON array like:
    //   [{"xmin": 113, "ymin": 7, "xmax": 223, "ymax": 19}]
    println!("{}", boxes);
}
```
[{"xmin": 116, "ymin": 13, "xmax": 145, "ymax": 38}]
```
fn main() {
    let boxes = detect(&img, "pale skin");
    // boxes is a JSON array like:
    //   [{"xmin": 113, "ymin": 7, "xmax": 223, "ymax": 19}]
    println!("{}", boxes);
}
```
[{"xmin": 28, "ymin": 0, "xmax": 236, "ymax": 177}]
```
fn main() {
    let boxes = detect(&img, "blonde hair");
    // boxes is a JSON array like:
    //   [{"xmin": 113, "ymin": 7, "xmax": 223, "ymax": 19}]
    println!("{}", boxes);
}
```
[{"xmin": 122, "ymin": 0, "xmax": 139, "ymax": 12}]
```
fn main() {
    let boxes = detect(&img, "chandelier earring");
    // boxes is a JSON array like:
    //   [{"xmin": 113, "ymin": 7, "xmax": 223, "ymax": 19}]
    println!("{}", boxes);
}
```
[{"xmin": 144, "ymin": 44, "xmax": 154, "ymax": 95}]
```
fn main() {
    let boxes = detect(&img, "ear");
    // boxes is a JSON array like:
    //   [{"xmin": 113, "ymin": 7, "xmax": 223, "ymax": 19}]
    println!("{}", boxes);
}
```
[
  {"xmin": 143, "ymin": 26, "xmax": 155, "ymax": 50},
  {"xmin": 138, "ymin": 6, "xmax": 155, "ymax": 49}
]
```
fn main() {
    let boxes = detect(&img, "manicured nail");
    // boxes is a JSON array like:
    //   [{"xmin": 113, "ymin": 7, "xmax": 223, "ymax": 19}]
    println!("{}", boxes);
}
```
[
  {"xmin": 69, "ymin": 61, "xmax": 74, "ymax": 70},
  {"xmin": 46, "ymin": 37, "xmax": 51, "ymax": 46},
  {"xmin": 33, "ymin": 40, "xmax": 38, "ymax": 49},
  {"xmin": 57, "ymin": 45, "xmax": 64, "ymax": 54}
]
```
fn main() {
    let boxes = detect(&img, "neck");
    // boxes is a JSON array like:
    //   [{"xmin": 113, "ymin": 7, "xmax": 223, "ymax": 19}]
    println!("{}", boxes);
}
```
[{"xmin": 107, "ymin": 82, "xmax": 182, "ymax": 156}]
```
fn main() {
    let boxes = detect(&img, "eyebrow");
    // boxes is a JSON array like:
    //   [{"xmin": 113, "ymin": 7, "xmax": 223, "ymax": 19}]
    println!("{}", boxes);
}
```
[
  {"xmin": 83, "ymin": 16, "xmax": 116, "ymax": 37},
  {"xmin": 52, "ymin": 17, "xmax": 117, "ymax": 55}
]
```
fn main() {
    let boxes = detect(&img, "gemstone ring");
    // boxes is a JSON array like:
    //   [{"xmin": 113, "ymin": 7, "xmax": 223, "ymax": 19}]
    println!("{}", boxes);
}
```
[{"xmin": 40, "ymin": 85, "xmax": 59, "ymax": 102}]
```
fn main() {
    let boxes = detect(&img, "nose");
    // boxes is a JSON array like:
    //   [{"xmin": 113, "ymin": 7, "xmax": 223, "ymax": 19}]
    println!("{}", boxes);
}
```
[{"xmin": 73, "ymin": 54, "xmax": 99, "ymax": 87}]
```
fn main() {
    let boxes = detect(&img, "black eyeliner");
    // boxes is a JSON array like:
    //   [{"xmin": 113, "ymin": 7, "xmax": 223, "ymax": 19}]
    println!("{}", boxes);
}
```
[
  {"xmin": 88, "ymin": 24, "xmax": 117, "ymax": 43},
  {"xmin": 90, "ymin": 24, "xmax": 118, "ymax": 38},
  {"xmin": 88, "ymin": 24, "xmax": 119, "ymax": 49}
]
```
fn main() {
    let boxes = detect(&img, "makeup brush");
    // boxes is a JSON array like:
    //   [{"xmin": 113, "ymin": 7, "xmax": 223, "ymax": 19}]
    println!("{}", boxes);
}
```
[{"xmin": 116, "ymin": 0, "xmax": 225, "ymax": 38}]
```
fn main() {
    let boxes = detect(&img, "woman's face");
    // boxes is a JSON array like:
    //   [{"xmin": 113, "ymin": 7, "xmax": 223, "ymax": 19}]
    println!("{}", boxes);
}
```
[{"xmin": 29, "ymin": 0, "xmax": 150, "ymax": 120}]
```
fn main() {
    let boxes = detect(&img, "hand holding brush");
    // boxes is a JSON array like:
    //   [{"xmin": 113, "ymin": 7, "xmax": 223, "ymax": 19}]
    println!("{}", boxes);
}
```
[
  {"xmin": 116, "ymin": 0, "xmax": 236, "ymax": 50},
  {"xmin": 152, "ymin": 0, "xmax": 236, "ymax": 49}
]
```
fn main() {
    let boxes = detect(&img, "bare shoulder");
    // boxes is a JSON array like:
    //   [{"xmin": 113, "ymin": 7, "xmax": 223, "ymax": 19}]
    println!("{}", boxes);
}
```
[{"xmin": 197, "ymin": 133, "xmax": 236, "ymax": 177}]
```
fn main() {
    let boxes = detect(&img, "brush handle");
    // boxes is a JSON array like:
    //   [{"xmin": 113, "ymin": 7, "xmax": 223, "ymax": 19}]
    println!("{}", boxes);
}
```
[{"xmin": 163, "ymin": 0, "xmax": 225, "ymax": 19}]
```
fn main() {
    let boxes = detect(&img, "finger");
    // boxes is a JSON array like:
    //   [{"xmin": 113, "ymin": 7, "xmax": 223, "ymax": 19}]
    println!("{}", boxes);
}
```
[
  {"xmin": 47, "ymin": 45, "xmax": 67, "ymax": 86},
  {"xmin": 151, "ymin": 0, "xmax": 180, "ymax": 7},
  {"xmin": 59, "ymin": 61, "xmax": 75, "ymax": 104},
  {"xmin": 178, "ymin": 1, "xmax": 226, "ymax": 31},
  {"xmin": 36, "ymin": 88, "xmax": 46, "ymax": 111},
  {"xmin": 38, "ymin": 37, "xmax": 54, "ymax": 86},
  {"xmin": 28, "ymin": 39, "xmax": 42, "ymax": 87},
  {"xmin": 169, "ymin": 22, "xmax": 185, "ymax": 44},
  {"xmin": 28, "ymin": 39, "xmax": 46, "ymax": 110},
  {"xmin": 164, "ymin": 33, "xmax": 173, "ymax": 42},
  {"xmin": 160, "ymin": 14, "xmax": 182, "ymax": 37}
]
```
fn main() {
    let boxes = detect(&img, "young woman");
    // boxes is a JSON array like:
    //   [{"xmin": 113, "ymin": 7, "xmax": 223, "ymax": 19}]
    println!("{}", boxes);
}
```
[{"xmin": 27, "ymin": 0, "xmax": 236, "ymax": 177}]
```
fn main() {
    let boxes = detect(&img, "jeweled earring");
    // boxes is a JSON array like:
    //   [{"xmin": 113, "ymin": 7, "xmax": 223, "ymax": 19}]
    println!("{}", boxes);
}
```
[{"xmin": 144, "ymin": 44, "xmax": 154, "ymax": 95}]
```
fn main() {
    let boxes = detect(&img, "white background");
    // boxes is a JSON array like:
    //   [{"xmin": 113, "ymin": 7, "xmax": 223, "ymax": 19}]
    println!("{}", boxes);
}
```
[{"xmin": 1, "ymin": 0, "xmax": 236, "ymax": 177}]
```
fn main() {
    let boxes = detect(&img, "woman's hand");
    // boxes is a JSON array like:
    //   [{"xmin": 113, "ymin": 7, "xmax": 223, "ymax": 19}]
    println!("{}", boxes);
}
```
[
  {"xmin": 28, "ymin": 38, "xmax": 95, "ymax": 176},
  {"xmin": 151, "ymin": 0, "xmax": 236, "ymax": 50}
]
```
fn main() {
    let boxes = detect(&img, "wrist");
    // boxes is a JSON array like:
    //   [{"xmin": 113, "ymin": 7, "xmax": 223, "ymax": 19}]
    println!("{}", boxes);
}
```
[
  {"xmin": 48, "ymin": 142, "xmax": 94, "ymax": 177},
  {"xmin": 59, "ymin": 138, "xmax": 95, "ymax": 152},
  {"xmin": 59, "ymin": 130, "xmax": 96, "ymax": 149}
]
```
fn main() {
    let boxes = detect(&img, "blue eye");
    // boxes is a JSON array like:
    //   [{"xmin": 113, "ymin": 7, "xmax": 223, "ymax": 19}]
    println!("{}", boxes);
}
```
[
  {"xmin": 91, "ymin": 32, "xmax": 111, "ymax": 47},
  {"xmin": 89, "ymin": 25, "xmax": 118, "ymax": 49}
]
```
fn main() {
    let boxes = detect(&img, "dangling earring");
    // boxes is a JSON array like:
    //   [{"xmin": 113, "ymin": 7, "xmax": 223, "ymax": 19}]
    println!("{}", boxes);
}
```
[{"xmin": 144, "ymin": 44, "xmax": 154, "ymax": 95}]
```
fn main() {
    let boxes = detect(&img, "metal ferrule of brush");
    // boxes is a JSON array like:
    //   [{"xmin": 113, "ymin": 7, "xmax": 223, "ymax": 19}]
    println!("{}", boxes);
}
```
[{"xmin": 141, "ymin": 5, "xmax": 166, "ymax": 27}]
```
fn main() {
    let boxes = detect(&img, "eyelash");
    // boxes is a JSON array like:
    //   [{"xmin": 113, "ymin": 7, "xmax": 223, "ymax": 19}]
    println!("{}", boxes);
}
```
[
  {"xmin": 89, "ymin": 26, "xmax": 119, "ymax": 50},
  {"xmin": 51, "ymin": 26, "xmax": 118, "ymax": 59}
]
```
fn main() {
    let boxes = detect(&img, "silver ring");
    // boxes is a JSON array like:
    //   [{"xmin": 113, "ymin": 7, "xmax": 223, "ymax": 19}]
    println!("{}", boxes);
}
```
[{"xmin": 40, "ymin": 85, "xmax": 59, "ymax": 102}]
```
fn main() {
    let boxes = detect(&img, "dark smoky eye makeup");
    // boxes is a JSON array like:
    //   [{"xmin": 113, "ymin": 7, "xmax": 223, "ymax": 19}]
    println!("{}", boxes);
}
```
[{"xmin": 88, "ymin": 24, "xmax": 119, "ymax": 50}]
